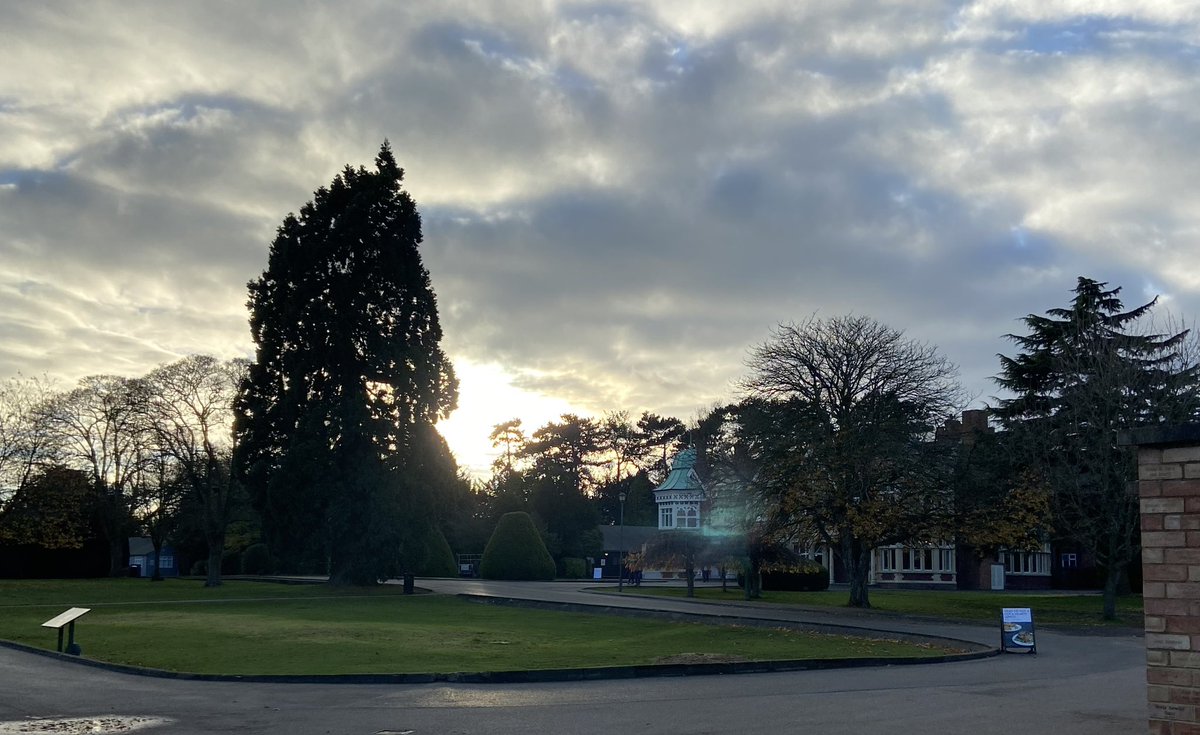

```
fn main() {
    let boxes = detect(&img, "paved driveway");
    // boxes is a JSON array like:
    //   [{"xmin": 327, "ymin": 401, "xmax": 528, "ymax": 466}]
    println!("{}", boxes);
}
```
[{"xmin": 0, "ymin": 580, "xmax": 1147, "ymax": 734}]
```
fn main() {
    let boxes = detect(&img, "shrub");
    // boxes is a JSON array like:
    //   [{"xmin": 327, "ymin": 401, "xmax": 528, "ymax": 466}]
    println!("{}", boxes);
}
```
[
  {"xmin": 479, "ymin": 512, "xmax": 556, "ymax": 581},
  {"xmin": 190, "ymin": 559, "xmax": 207, "ymax": 576},
  {"xmin": 738, "ymin": 561, "xmax": 830, "ymax": 592},
  {"xmin": 763, "ymin": 562, "xmax": 830, "ymax": 591},
  {"xmin": 560, "ymin": 557, "xmax": 588, "ymax": 579},
  {"xmin": 415, "ymin": 526, "xmax": 458, "ymax": 577},
  {"xmin": 240, "ymin": 543, "xmax": 273, "ymax": 575}
]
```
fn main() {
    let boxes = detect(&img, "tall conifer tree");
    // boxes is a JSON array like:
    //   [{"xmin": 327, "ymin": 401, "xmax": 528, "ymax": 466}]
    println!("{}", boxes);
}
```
[
  {"xmin": 995, "ymin": 277, "xmax": 1198, "ymax": 618},
  {"xmin": 236, "ymin": 142, "xmax": 458, "ymax": 584}
]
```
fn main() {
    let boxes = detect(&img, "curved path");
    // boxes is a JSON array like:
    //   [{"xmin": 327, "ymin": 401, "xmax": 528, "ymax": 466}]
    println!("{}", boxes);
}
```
[{"xmin": 0, "ymin": 580, "xmax": 1146, "ymax": 734}]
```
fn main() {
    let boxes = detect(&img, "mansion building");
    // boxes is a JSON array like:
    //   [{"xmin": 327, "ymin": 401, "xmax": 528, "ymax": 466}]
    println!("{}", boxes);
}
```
[{"xmin": 600, "ymin": 411, "xmax": 1077, "ymax": 590}]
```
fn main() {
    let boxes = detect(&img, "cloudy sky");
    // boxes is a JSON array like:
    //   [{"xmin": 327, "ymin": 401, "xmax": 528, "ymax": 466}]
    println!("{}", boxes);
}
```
[{"xmin": 2, "ymin": 1, "xmax": 1197, "ymax": 474}]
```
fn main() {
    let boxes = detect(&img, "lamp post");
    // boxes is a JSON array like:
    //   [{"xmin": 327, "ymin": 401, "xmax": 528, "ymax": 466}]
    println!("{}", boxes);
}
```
[{"xmin": 617, "ymin": 491, "xmax": 627, "ymax": 592}]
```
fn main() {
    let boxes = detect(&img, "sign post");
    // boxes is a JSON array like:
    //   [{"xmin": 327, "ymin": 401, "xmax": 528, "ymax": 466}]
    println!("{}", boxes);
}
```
[
  {"xmin": 41, "ymin": 607, "xmax": 90, "ymax": 655},
  {"xmin": 1000, "ymin": 607, "xmax": 1037, "ymax": 654}
]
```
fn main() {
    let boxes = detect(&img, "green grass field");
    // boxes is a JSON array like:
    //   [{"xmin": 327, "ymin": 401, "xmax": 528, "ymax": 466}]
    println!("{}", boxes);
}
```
[
  {"xmin": 626, "ymin": 586, "xmax": 1143, "ymax": 627},
  {"xmin": 0, "ymin": 580, "xmax": 957, "ymax": 674}
]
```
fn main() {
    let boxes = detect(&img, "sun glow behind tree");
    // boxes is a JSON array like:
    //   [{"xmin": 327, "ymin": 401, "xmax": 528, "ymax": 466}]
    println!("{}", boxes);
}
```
[{"xmin": 435, "ymin": 360, "xmax": 579, "ymax": 478}]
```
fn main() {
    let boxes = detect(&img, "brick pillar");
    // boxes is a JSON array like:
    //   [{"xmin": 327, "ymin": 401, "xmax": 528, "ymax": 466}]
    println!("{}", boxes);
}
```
[{"xmin": 1126, "ymin": 425, "xmax": 1200, "ymax": 735}]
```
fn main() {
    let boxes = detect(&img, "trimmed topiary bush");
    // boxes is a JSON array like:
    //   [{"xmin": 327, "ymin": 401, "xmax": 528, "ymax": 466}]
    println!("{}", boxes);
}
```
[
  {"xmin": 415, "ymin": 526, "xmax": 458, "ymax": 577},
  {"xmin": 240, "ymin": 543, "xmax": 273, "ymax": 575},
  {"xmin": 479, "ymin": 512, "xmax": 556, "ymax": 581},
  {"xmin": 560, "ymin": 557, "xmax": 587, "ymax": 579}
]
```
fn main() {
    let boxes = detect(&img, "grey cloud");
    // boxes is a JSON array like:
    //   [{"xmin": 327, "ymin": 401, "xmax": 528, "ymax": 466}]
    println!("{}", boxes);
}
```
[{"xmin": 2, "ymin": 1, "xmax": 1200, "ymax": 451}]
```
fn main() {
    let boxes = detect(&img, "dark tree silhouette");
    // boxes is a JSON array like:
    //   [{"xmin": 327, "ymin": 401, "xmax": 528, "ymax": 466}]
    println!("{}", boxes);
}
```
[
  {"xmin": 994, "ymin": 277, "xmax": 1200, "ymax": 619},
  {"xmin": 236, "ymin": 142, "xmax": 458, "ymax": 585}
]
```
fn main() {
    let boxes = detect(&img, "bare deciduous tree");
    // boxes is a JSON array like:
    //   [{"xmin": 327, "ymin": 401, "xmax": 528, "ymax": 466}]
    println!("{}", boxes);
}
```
[
  {"xmin": 0, "ymin": 374, "xmax": 59, "ymax": 506},
  {"xmin": 41, "ymin": 375, "xmax": 151, "ymax": 576},
  {"xmin": 742, "ymin": 315, "xmax": 965, "ymax": 608},
  {"xmin": 145, "ymin": 355, "xmax": 246, "ymax": 586}
]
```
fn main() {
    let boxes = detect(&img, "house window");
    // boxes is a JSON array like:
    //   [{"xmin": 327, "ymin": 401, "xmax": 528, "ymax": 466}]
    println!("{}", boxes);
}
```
[
  {"xmin": 878, "ymin": 548, "xmax": 895, "ymax": 571},
  {"xmin": 679, "ymin": 506, "xmax": 699, "ymax": 528},
  {"xmin": 1061, "ymin": 553, "xmax": 1078, "ymax": 569},
  {"xmin": 160, "ymin": 555, "xmax": 174, "ymax": 570},
  {"xmin": 876, "ymin": 544, "xmax": 955, "ymax": 573},
  {"xmin": 660, "ymin": 506, "xmax": 673, "ymax": 528},
  {"xmin": 1003, "ymin": 544, "xmax": 1052, "ymax": 575},
  {"xmin": 941, "ymin": 548, "xmax": 955, "ymax": 571}
]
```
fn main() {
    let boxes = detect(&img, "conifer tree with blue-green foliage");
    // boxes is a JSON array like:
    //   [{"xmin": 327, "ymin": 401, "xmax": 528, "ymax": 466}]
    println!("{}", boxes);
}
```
[{"xmin": 235, "ymin": 142, "xmax": 458, "ymax": 585}]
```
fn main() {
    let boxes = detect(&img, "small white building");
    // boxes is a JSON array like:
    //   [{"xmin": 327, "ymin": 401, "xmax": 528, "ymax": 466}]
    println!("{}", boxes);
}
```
[
  {"xmin": 597, "ymin": 447, "xmax": 711, "ymax": 582},
  {"xmin": 652, "ymin": 447, "xmax": 704, "ymax": 530}
]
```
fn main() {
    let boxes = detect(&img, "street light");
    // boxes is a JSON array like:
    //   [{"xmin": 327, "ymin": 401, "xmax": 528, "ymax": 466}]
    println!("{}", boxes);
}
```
[{"xmin": 617, "ymin": 491, "xmax": 627, "ymax": 592}]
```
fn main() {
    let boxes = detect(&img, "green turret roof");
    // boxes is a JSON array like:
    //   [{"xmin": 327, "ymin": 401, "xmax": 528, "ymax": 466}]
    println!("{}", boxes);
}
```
[{"xmin": 653, "ymin": 447, "xmax": 704, "ymax": 494}]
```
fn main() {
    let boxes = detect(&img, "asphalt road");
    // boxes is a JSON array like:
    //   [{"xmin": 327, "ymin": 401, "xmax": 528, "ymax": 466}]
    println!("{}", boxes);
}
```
[{"xmin": 0, "ymin": 580, "xmax": 1148, "ymax": 734}]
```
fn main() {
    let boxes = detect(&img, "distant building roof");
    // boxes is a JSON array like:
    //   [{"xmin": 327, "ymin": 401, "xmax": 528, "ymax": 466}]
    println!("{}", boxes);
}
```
[
  {"xmin": 128, "ymin": 537, "xmax": 155, "ymax": 556},
  {"xmin": 653, "ymin": 447, "xmax": 704, "ymax": 494}
]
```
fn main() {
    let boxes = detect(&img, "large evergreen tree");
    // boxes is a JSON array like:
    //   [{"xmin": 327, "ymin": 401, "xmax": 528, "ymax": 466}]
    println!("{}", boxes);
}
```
[
  {"xmin": 235, "ymin": 142, "xmax": 458, "ymax": 585},
  {"xmin": 995, "ymin": 277, "xmax": 1199, "ymax": 618}
]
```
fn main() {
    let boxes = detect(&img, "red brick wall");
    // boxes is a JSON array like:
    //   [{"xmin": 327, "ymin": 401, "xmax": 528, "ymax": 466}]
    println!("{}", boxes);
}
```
[{"xmin": 1140, "ymin": 444, "xmax": 1200, "ymax": 734}]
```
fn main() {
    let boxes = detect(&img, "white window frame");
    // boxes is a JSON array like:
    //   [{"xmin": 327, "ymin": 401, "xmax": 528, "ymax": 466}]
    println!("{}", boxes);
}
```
[
  {"xmin": 1002, "ymin": 543, "xmax": 1052, "ymax": 576},
  {"xmin": 876, "ymin": 544, "xmax": 955, "ymax": 574},
  {"xmin": 679, "ymin": 506, "xmax": 699, "ymax": 528}
]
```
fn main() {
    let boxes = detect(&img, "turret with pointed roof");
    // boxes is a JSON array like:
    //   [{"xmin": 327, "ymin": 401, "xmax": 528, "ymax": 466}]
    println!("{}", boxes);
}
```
[{"xmin": 653, "ymin": 447, "xmax": 704, "ymax": 530}]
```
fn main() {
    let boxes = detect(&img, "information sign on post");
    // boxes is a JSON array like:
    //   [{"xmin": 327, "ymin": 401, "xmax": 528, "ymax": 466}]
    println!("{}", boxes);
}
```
[{"xmin": 1000, "ymin": 607, "xmax": 1037, "ymax": 654}]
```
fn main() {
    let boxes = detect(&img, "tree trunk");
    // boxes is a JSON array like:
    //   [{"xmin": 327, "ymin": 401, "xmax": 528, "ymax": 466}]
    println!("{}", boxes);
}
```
[
  {"xmin": 202, "ymin": 478, "xmax": 231, "ymax": 587},
  {"xmin": 1102, "ymin": 564, "xmax": 1120, "ymax": 621},
  {"xmin": 97, "ymin": 487, "xmax": 129, "ymax": 577},
  {"xmin": 403, "ymin": 573, "xmax": 415, "ymax": 595},
  {"xmin": 720, "ymin": 565, "xmax": 727, "ymax": 592},
  {"xmin": 1116, "ymin": 566, "xmax": 1132, "ymax": 596},
  {"xmin": 206, "ymin": 546, "xmax": 224, "ymax": 587},
  {"xmin": 109, "ymin": 536, "xmax": 125, "ymax": 577},
  {"xmin": 151, "ymin": 538, "xmax": 164, "ymax": 582},
  {"xmin": 685, "ymin": 558, "xmax": 695, "ymax": 598},
  {"xmin": 742, "ymin": 560, "xmax": 762, "ymax": 600},
  {"xmin": 844, "ymin": 537, "xmax": 872, "ymax": 608}
]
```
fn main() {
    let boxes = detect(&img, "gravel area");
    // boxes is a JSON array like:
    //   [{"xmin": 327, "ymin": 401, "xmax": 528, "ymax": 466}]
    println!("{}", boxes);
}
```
[{"xmin": 0, "ymin": 717, "xmax": 169, "ymax": 733}]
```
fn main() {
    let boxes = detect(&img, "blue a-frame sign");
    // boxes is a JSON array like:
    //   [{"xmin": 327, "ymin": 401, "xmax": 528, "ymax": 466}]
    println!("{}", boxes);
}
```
[{"xmin": 1000, "ymin": 607, "xmax": 1037, "ymax": 654}]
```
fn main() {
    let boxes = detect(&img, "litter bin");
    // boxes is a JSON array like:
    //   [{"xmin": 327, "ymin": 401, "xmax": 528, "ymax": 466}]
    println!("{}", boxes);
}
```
[{"xmin": 128, "ymin": 565, "xmax": 141, "ymax": 578}]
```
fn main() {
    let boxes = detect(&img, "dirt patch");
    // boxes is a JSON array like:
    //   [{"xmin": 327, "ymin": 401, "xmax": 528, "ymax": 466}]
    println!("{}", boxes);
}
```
[{"xmin": 652, "ymin": 652, "xmax": 751, "ymax": 665}]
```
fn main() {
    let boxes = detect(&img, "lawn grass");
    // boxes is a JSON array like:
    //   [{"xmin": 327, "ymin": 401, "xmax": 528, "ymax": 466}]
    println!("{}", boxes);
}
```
[
  {"xmin": 0, "ymin": 579, "xmax": 956, "ymax": 674},
  {"xmin": 625, "ymin": 586, "xmax": 1144, "ymax": 628}
]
